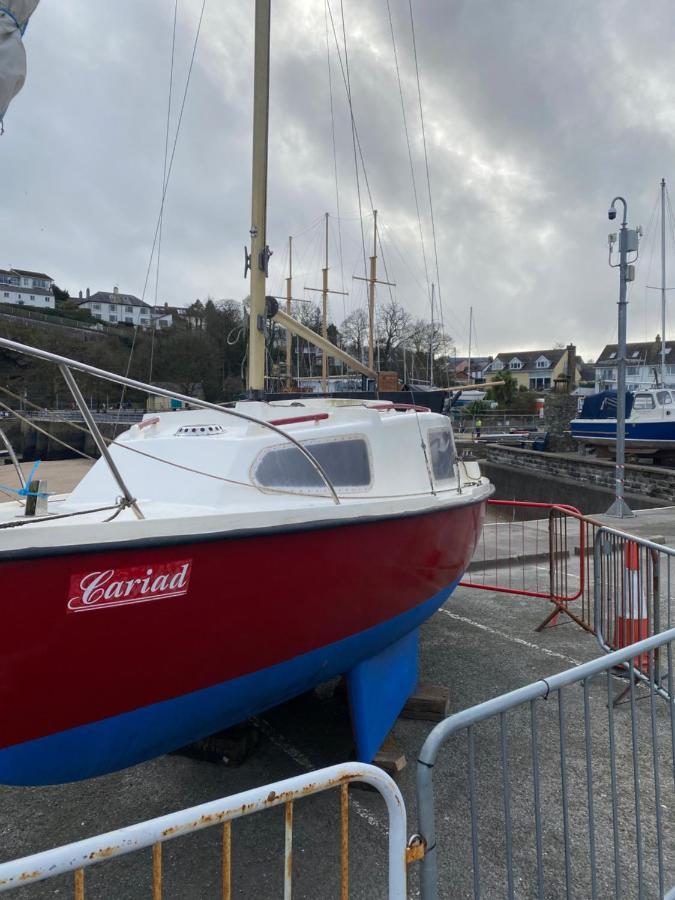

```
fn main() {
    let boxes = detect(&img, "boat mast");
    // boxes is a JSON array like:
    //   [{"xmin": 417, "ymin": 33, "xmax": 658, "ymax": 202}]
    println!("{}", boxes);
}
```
[
  {"xmin": 247, "ymin": 0, "xmax": 272, "ymax": 396},
  {"xmin": 353, "ymin": 210, "xmax": 395, "ymax": 382},
  {"xmin": 305, "ymin": 213, "xmax": 348, "ymax": 392},
  {"xmin": 369, "ymin": 210, "xmax": 378, "ymax": 372},
  {"xmin": 468, "ymin": 306, "xmax": 473, "ymax": 385},
  {"xmin": 429, "ymin": 283, "xmax": 435, "ymax": 386},
  {"xmin": 323, "ymin": 213, "xmax": 329, "ymax": 390},
  {"xmin": 286, "ymin": 235, "xmax": 292, "ymax": 389},
  {"xmin": 661, "ymin": 177, "xmax": 667, "ymax": 388}
]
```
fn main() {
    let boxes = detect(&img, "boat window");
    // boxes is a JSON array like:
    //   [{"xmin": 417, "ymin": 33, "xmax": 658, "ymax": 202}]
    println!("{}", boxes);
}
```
[
  {"xmin": 428, "ymin": 427, "xmax": 456, "ymax": 481},
  {"xmin": 633, "ymin": 393, "xmax": 655, "ymax": 410},
  {"xmin": 252, "ymin": 437, "xmax": 371, "ymax": 492},
  {"xmin": 657, "ymin": 390, "xmax": 672, "ymax": 406}
]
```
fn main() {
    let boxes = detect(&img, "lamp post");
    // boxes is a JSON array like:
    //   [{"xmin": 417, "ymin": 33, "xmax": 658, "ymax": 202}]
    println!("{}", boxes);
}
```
[{"xmin": 606, "ymin": 196, "xmax": 640, "ymax": 518}]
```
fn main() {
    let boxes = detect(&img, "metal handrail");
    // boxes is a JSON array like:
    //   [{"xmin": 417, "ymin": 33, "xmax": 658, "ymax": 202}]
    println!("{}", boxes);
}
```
[
  {"xmin": 0, "ymin": 762, "xmax": 408, "ymax": 898},
  {"xmin": 0, "ymin": 336, "xmax": 341, "ymax": 505}
]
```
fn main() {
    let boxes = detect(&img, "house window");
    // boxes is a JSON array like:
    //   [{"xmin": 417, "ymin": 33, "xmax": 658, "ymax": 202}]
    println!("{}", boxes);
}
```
[
  {"xmin": 509, "ymin": 360, "xmax": 521, "ymax": 370},
  {"xmin": 29, "ymin": 295, "xmax": 35, "ymax": 301},
  {"xmin": 109, "ymin": 315, "xmax": 117, "ymax": 322},
  {"xmin": 492, "ymin": 360, "xmax": 504, "ymax": 371},
  {"xmin": 536, "ymin": 359, "xmax": 549, "ymax": 369},
  {"xmin": 92, "ymin": 303, "xmax": 100, "ymax": 310},
  {"xmin": 631, "ymin": 351, "xmax": 640, "ymax": 359},
  {"xmin": 3, "ymin": 293, "xmax": 8, "ymax": 298},
  {"xmin": 125, "ymin": 317, "xmax": 133, "ymax": 323},
  {"xmin": 125, "ymin": 306, "xmax": 133, "ymax": 313},
  {"xmin": 252, "ymin": 436, "xmax": 372, "ymax": 493},
  {"xmin": 109, "ymin": 304, "xmax": 117, "ymax": 312},
  {"xmin": 608, "ymin": 352, "xmax": 617, "ymax": 360},
  {"xmin": 626, "ymin": 366, "xmax": 639, "ymax": 376},
  {"xmin": 44, "ymin": 297, "xmax": 50, "ymax": 302}
]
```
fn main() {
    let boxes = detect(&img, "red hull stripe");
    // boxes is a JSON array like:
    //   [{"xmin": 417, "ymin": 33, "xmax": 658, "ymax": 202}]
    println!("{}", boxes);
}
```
[
  {"xmin": 0, "ymin": 501, "xmax": 485, "ymax": 751},
  {"xmin": 0, "ymin": 576, "xmax": 461, "ymax": 784}
]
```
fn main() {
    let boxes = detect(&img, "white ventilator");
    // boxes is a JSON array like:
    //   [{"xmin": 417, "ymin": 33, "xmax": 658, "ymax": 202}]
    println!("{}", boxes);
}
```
[{"xmin": 0, "ymin": 1, "xmax": 39, "ymax": 128}]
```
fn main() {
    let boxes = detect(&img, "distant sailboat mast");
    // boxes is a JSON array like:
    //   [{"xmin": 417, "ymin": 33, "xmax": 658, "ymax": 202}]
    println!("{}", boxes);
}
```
[
  {"xmin": 467, "ymin": 306, "xmax": 473, "ymax": 386},
  {"xmin": 661, "ymin": 177, "xmax": 667, "ymax": 388}
]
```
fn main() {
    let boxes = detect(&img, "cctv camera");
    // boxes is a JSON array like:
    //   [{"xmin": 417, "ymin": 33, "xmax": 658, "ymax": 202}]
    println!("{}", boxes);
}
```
[{"xmin": 608, "ymin": 208, "xmax": 617, "ymax": 220}]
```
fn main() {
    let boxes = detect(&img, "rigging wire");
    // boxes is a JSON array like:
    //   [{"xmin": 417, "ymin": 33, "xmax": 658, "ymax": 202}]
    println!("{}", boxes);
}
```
[
  {"xmin": 408, "ymin": 0, "xmax": 448, "ymax": 385},
  {"xmin": 139, "ymin": 0, "xmax": 208, "ymax": 309},
  {"xmin": 385, "ymin": 0, "xmax": 431, "ymax": 311},
  {"xmin": 150, "ymin": 0, "xmax": 180, "ymax": 385},
  {"xmin": 325, "ymin": 0, "xmax": 346, "ymax": 302},
  {"xmin": 117, "ymin": 0, "xmax": 181, "ymax": 421},
  {"xmin": 337, "ymin": 0, "xmax": 368, "ymax": 284}
]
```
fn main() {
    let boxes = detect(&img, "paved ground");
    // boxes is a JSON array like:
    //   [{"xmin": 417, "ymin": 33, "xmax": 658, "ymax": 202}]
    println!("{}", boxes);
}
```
[
  {"xmin": 1, "ymin": 474, "xmax": 674, "ymax": 898},
  {"xmin": 0, "ymin": 458, "xmax": 92, "ymax": 496}
]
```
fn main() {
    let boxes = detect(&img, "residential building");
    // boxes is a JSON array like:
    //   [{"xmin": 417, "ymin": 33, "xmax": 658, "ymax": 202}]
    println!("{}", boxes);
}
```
[
  {"xmin": 594, "ymin": 336, "xmax": 675, "ymax": 391},
  {"xmin": 0, "ymin": 268, "xmax": 55, "ymax": 310},
  {"xmin": 448, "ymin": 356, "xmax": 492, "ymax": 385},
  {"xmin": 76, "ymin": 287, "xmax": 172, "ymax": 329},
  {"xmin": 483, "ymin": 345, "xmax": 581, "ymax": 391}
]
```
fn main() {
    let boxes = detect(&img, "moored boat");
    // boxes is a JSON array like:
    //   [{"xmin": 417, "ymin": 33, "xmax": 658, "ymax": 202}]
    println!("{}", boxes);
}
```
[{"xmin": 570, "ymin": 387, "xmax": 675, "ymax": 456}]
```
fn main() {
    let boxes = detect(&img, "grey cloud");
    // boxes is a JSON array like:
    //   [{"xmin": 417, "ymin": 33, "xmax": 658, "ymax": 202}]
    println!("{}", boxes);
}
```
[{"xmin": 3, "ymin": 0, "xmax": 675, "ymax": 362}]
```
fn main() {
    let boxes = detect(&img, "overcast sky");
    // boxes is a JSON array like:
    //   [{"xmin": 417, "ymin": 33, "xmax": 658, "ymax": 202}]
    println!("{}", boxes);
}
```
[{"xmin": 3, "ymin": 0, "xmax": 675, "ymax": 362}]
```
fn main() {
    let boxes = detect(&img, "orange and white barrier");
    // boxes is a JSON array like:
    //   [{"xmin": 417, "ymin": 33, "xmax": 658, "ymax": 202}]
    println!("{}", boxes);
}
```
[{"xmin": 613, "ymin": 541, "xmax": 649, "ymax": 671}]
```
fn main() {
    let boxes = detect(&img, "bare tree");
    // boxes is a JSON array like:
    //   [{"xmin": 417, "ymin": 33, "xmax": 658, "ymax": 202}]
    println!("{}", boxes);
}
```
[
  {"xmin": 341, "ymin": 308, "xmax": 369, "ymax": 361},
  {"xmin": 376, "ymin": 299, "xmax": 413, "ymax": 370}
]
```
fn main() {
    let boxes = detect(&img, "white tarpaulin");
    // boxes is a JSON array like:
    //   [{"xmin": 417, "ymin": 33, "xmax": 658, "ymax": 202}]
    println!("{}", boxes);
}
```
[{"xmin": 0, "ymin": 1, "xmax": 39, "ymax": 127}]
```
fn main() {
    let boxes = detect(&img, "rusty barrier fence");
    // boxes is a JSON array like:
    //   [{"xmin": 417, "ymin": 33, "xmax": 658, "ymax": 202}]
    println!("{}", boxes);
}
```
[
  {"xmin": 0, "ymin": 762, "xmax": 409, "ymax": 898},
  {"xmin": 416, "ymin": 628, "xmax": 675, "ymax": 900}
]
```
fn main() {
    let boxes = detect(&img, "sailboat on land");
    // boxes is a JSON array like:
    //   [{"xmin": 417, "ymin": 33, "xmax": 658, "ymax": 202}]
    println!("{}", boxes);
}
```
[{"xmin": 0, "ymin": 0, "xmax": 492, "ymax": 785}]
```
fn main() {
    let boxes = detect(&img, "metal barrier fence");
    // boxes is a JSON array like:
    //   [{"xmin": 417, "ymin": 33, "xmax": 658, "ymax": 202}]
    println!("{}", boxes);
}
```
[
  {"xmin": 417, "ymin": 628, "xmax": 675, "ymax": 900},
  {"xmin": 460, "ymin": 500, "xmax": 590, "ymax": 632},
  {"xmin": 0, "ymin": 762, "xmax": 409, "ymax": 898},
  {"xmin": 462, "ymin": 503, "xmax": 673, "ymax": 655}
]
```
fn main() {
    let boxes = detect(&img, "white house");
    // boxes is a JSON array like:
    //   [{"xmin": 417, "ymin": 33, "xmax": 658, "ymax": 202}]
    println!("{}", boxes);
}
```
[
  {"xmin": 594, "ymin": 337, "xmax": 675, "ymax": 391},
  {"xmin": 76, "ymin": 287, "xmax": 172, "ymax": 329},
  {"xmin": 0, "ymin": 268, "xmax": 56, "ymax": 310}
]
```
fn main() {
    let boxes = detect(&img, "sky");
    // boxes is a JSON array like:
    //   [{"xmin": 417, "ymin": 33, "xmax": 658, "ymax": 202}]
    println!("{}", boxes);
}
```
[{"xmin": 3, "ymin": 0, "xmax": 675, "ymax": 363}]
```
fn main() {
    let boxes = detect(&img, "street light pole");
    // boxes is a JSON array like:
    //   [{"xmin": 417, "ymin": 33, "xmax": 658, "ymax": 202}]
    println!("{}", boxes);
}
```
[{"xmin": 606, "ymin": 196, "xmax": 640, "ymax": 518}]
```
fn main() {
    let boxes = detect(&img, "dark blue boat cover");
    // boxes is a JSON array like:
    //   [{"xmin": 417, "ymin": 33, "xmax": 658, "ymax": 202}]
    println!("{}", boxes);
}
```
[{"xmin": 578, "ymin": 390, "xmax": 633, "ymax": 420}]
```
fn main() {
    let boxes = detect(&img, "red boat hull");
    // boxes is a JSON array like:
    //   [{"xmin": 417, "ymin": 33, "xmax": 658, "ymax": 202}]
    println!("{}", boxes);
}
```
[{"xmin": 0, "ymin": 499, "xmax": 485, "ymax": 783}]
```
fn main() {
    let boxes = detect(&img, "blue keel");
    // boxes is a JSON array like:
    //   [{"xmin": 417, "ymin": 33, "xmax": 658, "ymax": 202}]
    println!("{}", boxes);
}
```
[{"xmin": 347, "ymin": 627, "xmax": 419, "ymax": 762}]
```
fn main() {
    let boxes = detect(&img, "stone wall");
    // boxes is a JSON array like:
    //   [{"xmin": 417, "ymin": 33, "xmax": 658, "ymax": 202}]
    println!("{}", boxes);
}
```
[
  {"xmin": 486, "ymin": 444, "xmax": 675, "ymax": 504},
  {"xmin": 543, "ymin": 392, "xmax": 578, "ymax": 452}
]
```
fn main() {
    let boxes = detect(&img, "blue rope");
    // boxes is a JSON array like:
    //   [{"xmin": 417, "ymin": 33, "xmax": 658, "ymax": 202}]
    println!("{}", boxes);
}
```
[
  {"xmin": 0, "ymin": 459, "xmax": 50, "ymax": 497},
  {"xmin": 0, "ymin": 6, "xmax": 27, "ymax": 35}
]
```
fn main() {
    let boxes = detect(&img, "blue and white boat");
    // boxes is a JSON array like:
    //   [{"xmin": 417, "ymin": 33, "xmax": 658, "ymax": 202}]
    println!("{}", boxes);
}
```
[{"xmin": 571, "ymin": 388, "xmax": 675, "ymax": 456}]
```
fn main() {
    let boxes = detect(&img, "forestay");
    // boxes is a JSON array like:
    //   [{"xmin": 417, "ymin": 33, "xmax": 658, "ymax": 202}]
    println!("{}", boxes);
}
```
[{"xmin": 0, "ymin": 1, "xmax": 39, "ymax": 126}]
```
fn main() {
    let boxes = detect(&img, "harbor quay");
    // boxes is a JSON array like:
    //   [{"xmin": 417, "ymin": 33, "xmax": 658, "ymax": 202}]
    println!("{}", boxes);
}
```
[{"xmin": 0, "ymin": 460, "xmax": 673, "ymax": 898}]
